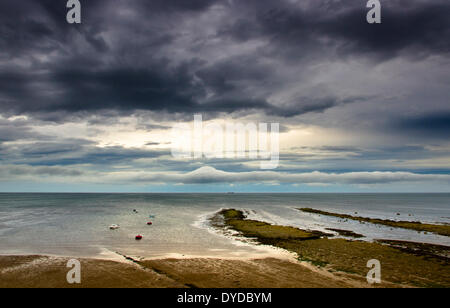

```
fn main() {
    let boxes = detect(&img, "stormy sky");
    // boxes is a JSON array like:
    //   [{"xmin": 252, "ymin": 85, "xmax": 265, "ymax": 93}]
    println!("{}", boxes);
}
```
[{"xmin": 0, "ymin": 0, "xmax": 449, "ymax": 192}]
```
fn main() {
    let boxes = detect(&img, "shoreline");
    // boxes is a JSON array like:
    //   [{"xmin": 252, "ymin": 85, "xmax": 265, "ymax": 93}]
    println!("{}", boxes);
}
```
[
  {"xmin": 1, "ymin": 208, "xmax": 449, "ymax": 288},
  {"xmin": 0, "ymin": 254, "xmax": 373, "ymax": 288},
  {"xmin": 298, "ymin": 208, "xmax": 450, "ymax": 237},
  {"xmin": 213, "ymin": 209, "xmax": 450, "ymax": 288}
]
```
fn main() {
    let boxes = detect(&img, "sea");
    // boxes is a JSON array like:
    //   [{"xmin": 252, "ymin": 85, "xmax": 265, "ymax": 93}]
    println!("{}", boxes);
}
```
[{"xmin": 0, "ymin": 193, "xmax": 449, "ymax": 260}]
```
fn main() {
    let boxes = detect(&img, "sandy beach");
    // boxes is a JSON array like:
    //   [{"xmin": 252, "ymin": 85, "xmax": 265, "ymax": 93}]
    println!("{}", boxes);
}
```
[
  {"xmin": 0, "ymin": 254, "xmax": 378, "ymax": 288},
  {"xmin": 2, "ymin": 211, "xmax": 448, "ymax": 288},
  {"xmin": 1, "ymin": 203, "xmax": 449, "ymax": 288}
]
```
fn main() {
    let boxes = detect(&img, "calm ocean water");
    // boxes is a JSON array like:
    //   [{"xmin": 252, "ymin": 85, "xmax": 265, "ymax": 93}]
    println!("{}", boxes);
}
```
[{"xmin": 0, "ymin": 193, "xmax": 449, "ymax": 259}]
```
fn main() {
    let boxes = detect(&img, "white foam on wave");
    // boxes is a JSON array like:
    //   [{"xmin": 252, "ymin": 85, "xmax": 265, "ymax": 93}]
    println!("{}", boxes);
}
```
[{"xmin": 191, "ymin": 208, "xmax": 297, "ymax": 260}]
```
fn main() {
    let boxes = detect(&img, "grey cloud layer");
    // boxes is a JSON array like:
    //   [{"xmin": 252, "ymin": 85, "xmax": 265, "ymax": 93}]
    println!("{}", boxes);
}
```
[
  {"xmin": 0, "ymin": 0, "xmax": 449, "ymax": 191},
  {"xmin": 0, "ymin": 140, "xmax": 170, "ymax": 167},
  {"xmin": 1, "ymin": 165, "xmax": 449, "ymax": 187},
  {"xmin": 0, "ymin": 0, "xmax": 448, "ymax": 124},
  {"xmin": 133, "ymin": 167, "xmax": 450, "ymax": 185}
]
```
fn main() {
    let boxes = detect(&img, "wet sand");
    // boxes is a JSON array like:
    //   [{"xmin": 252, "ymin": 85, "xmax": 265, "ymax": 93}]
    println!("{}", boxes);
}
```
[
  {"xmin": 0, "ymin": 255, "xmax": 374, "ymax": 288},
  {"xmin": 0, "ymin": 255, "xmax": 182, "ymax": 288},
  {"xmin": 1, "ymin": 209, "xmax": 448, "ymax": 288}
]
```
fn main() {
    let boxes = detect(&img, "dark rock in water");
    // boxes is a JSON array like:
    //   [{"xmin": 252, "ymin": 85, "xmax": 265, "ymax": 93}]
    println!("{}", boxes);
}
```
[
  {"xmin": 376, "ymin": 239, "xmax": 450, "ymax": 260},
  {"xmin": 326, "ymin": 228, "xmax": 364, "ymax": 238},
  {"xmin": 298, "ymin": 208, "xmax": 450, "ymax": 237}
]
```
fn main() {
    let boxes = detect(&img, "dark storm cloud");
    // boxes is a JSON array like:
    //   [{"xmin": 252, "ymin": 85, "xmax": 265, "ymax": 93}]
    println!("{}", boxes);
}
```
[
  {"xmin": 323, "ymin": 2, "xmax": 450, "ymax": 59},
  {"xmin": 0, "ymin": 0, "xmax": 109, "ymax": 58},
  {"xmin": 48, "ymin": 65, "xmax": 202, "ymax": 113},
  {"xmin": 0, "ymin": 118, "xmax": 47, "ymax": 142},
  {"xmin": 15, "ymin": 139, "xmax": 94, "ymax": 156},
  {"xmin": 137, "ymin": 0, "xmax": 220, "ymax": 12},
  {"xmin": 272, "ymin": 96, "xmax": 368, "ymax": 117},
  {"xmin": 230, "ymin": 0, "xmax": 450, "ymax": 61},
  {"xmin": 0, "ymin": 62, "xmax": 362, "ymax": 119},
  {"xmin": 0, "ymin": 165, "xmax": 84, "ymax": 177},
  {"xmin": 1, "ymin": 0, "xmax": 448, "ymax": 122},
  {"xmin": 54, "ymin": 146, "xmax": 169, "ymax": 166},
  {"xmin": 0, "ymin": 141, "xmax": 170, "ymax": 166},
  {"xmin": 394, "ymin": 112, "xmax": 450, "ymax": 139}
]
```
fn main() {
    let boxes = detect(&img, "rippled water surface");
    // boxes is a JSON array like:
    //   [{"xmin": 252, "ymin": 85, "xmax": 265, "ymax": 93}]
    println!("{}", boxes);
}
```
[{"xmin": 0, "ymin": 193, "xmax": 448, "ymax": 258}]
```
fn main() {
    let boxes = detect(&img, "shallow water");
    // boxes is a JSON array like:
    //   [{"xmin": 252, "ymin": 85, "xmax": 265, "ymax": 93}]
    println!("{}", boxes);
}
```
[{"xmin": 0, "ymin": 193, "xmax": 448, "ymax": 259}]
